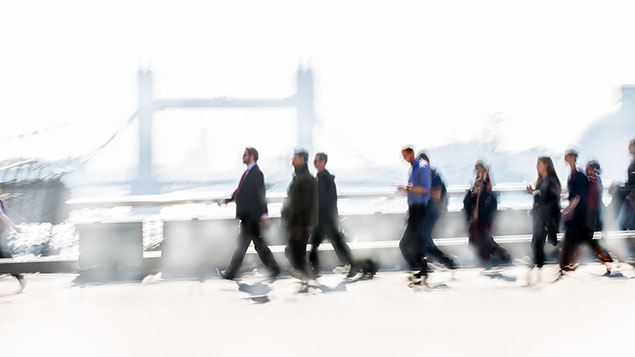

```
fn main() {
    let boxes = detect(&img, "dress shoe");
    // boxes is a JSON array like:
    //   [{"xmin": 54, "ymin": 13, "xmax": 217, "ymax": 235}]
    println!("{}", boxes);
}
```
[
  {"xmin": 217, "ymin": 268, "xmax": 235, "ymax": 280},
  {"xmin": 346, "ymin": 265, "xmax": 360, "ymax": 278}
]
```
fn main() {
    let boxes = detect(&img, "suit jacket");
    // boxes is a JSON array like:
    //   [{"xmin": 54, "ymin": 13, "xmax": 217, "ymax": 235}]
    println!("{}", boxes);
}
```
[{"xmin": 227, "ymin": 165, "xmax": 268, "ymax": 221}]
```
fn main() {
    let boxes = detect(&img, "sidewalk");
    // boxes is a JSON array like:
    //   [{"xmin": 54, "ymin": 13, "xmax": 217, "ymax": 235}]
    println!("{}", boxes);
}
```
[{"xmin": 1, "ymin": 262, "xmax": 634, "ymax": 357}]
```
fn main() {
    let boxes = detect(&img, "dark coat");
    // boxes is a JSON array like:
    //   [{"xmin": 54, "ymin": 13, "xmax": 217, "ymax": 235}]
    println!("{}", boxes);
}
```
[
  {"xmin": 463, "ymin": 177, "xmax": 497, "ymax": 230},
  {"xmin": 532, "ymin": 175, "xmax": 561, "ymax": 225},
  {"xmin": 282, "ymin": 165, "xmax": 318, "ymax": 228},
  {"xmin": 317, "ymin": 169, "xmax": 338, "ymax": 224},
  {"xmin": 228, "ymin": 165, "xmax": 268, "ymax": 221}
]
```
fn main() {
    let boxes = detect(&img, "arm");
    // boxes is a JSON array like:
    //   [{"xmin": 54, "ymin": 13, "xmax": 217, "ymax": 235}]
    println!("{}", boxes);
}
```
[
  {"xmin": 399, "ymin": 166, "xmax": 430, "ymax": 194},
  {"xmin": 412, "ymin": 165, "xmax": 431, "ymax": 194},
  {"xmin": 398, "ymin": 184, "xmax": 429, "ymax": 194},
  {"xmin": 255, "ymin": 170, "xmax": 269, "ymax": 221},
  {"xmin": 430, "ymin": 171, "xmax": 442, "ymax": 200},
  {"xmin": 0, "ymin": 213, "xmax": 21, "ymax": 233},
  {"xmin": 327, "ymin": 175, "xmax": 337, "ymax": 204},
  {"xmin": 529, "ymin": 179, "xmax": 551, "ymax": 205},
  {"xmin": 296, "ymin": 178, "xmax": 314, "ymax": 226},
  {"xmin": 430, "ymin": 188, "xmax": 442, "ymax": 201},
  {"xmin": 562, "ymin": 195, "xmax": 580, "ymax": 220},
  {"xmin": 217, "ymin": 190, "xmax": 236, "ymax": 206},
  {"xmin": 408, "ymin": 186, "xmax": 429, "ymax": 194}
]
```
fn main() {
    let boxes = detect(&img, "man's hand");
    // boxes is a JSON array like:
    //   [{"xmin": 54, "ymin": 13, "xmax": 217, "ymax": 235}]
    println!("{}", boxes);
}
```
[
  {"xmin": 261, "ymin": 217, "xmax": 271, "ymax": 226},
  {"xmin": 396, "ymin": 184, "xmax": 412, "ymax": 193},
  {"xmin": 217, "ymin": 199, "xmax": 227, "ymax": 207}
]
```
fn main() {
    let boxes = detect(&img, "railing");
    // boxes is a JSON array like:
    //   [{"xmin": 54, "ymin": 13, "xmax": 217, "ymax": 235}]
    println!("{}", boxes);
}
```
[
  {"xmin": 66, "ymin": 183, "xmax": 614, "ymax": 212},
  {"xmin": 65, "ymin": 184, "xmax": 571, "ymax": 209}
]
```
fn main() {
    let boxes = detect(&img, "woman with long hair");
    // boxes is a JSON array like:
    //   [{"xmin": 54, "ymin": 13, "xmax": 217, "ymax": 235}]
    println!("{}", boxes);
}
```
[{"xmin": 525, "ymin": 156, "xmax": 561, "ymax": 284}]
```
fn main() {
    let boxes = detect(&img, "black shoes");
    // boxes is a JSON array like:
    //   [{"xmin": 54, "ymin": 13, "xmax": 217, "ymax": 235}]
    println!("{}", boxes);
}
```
[
  {"xmin": 218, "ymin": 268, "xmax": 281, "ymax": 281},
  {"xmin": 443, "ymin": 255, "xmax": 458, "ymax": 270},
  {"xmin": 346, "ymin": 265, "xmax": 360, "ymax": 278},
  {"xmin": 357, "ymin": 259, "xmax": 379, "ymax": 277},
  {"xmin": 413, "ymin": 269, "xmax": 427, "ymax": 279},
  {"xmin": 269, "ymin": 269, "xmax": 281, "ymax": 281},
  {"xmin": 408, "ymin": 269, "xmax": 428, "ymax": 286},
  {"xmin": 217, "ymin": 268, "xmax": 236, "ymax": 280},
  {"xmin": 14, "ymin": 274, "xmax": 26, "ymax": 292}
]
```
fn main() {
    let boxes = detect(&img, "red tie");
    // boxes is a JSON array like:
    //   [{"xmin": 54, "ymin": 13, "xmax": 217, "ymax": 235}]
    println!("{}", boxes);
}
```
[{"xmin": 232, "ymin": 170, "xmax": 249, "ymax": 200}]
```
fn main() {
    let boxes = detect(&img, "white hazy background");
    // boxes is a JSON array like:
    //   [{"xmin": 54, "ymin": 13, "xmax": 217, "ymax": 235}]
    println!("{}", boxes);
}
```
[{"xmin": 1, "ymin": 0, "xmax": 634, "ymax": 182}]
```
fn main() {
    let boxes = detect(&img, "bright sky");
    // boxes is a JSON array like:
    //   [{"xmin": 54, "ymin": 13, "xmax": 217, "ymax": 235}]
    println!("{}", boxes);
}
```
[{"xmin": 1, "ymin": 0, "xmax": 634, "ymax": 175}]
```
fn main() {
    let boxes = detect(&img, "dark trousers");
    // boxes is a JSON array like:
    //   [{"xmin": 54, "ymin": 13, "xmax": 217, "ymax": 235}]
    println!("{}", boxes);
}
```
[
  {"xmin": 420, "ymin": 201, "xmax": 454, "ymax": 268},
  {"xmin": 531, "ymin": 218, "xmax": 548, "ymax": 268},
  {"xmin": 618, "ymin": 200, "xmax": 635, "ymax": 230},
  {"xmin": 468, "ymin": 224, "xmax": 510, "ymax": 266},
  {"xmin": 228, "ymin": 218, "xmax": 279, "ymax": 277},
  {"xmin": 559, "ymin": 220, "xmax": 582, "ymax": 269},
  {"xmin": 560, "ymin": 221, "xmax": 613, "ymax": 269},
  {"xmin": 309, "ymin": 220, "xmax": 355, "ymax": 273},
  {"xmin": 585, "ymin": 231, "xmax": 613, "ymax": 263},
  {"xmin": 286, "ymin": 226, "xmax": 311, "ymax": 277},
  {"xmin": 399, "ymin": 204, "xmax": 428, "ymax": 272},
  {"xmin": 0, "ymin": 232, "xmax": 23, "ymax": 280}
]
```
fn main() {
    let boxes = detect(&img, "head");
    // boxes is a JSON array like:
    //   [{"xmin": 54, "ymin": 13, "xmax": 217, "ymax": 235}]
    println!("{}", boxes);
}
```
[
  {"xmin": 293, "ymin": 149, "xmax": 309, "ymax": 168},
  {"xmin": 474, "ymin": 160, "xmax": 487, "ymax": 176},
  {"xmin": 536, "ymin": 158, "xmax": 546, "ymax": 177},
  {"xmin": 539, "ymin": 156, "xmax": 557, "ymax": 177},
  {"xmin": 243, "ymin": 147, "xmax": 258, "ymax": 165},
  {"xmin": 629, "ymin": 138, "xmax": 635, "ymax": 156},
  {"xmin": 586, "ymin": 160, "xmax": 601, "ymax": 177},
  {"xmin": 564, "ymin": 148, "xmax": 578, "ymax": 167},
  {"xmin": 418, "ymin": 151, "xmax": 430, "ymax": 164},
  {"xmin": 314, "ymin": 152, "xmax": 328, "ymax": 172},
  {"xmin": 535, "ymin": 156, "xmax": 560, "ymax": 188},
  {"xmin": 401, "ymin": 146, "xmax": 416, "ymax": 164}
]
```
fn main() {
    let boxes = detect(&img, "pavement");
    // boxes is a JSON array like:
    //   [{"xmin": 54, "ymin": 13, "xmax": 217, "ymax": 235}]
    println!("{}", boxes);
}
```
[{"xmin": 1, "ymin": 262, "xmax": 635, "ymax": 357}]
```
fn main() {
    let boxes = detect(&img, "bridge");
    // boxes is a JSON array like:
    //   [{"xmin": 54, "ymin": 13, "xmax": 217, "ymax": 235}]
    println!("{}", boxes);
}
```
[
  {"xmin": 0, "ymin": 185, "xmax": 633, "ymax": 277},
  {"xmin": 133, "ymin": 66, "xmax": 316, "ymax": 194}
]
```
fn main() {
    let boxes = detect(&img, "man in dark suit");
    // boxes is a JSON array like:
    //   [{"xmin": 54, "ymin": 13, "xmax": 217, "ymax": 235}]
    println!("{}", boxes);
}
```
[
  {"xmin": 217, "ymin": 147, "xmax": 280, "ymax": 280},
  {"xmin": 309, "ymin": 152, "xmax": 360, "ymax": 278}
]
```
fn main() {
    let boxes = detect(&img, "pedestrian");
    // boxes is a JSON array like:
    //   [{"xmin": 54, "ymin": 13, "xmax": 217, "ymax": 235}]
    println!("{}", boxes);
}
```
[
  {"xmin": 418, "ymin": 152, "xmax": 457, "ymax": 271},
  {"xmin": 0, "ymin": 189, "xmax": 26, "ymax": 292},
  {"xmin": 217, "ymin": 147, "xmax": 280, "ymax": 280},
  {"xmin": 397, "ymin": 146, "xmax": 431, "ymax": 285},
  {"xmin": 463, "ymin": 160, "xmax": 510, "ymax": 267},
  {"xmin": 617, "ymin": 139, "xmax": 635, "ymax": 230},
  {"xmin": 309, "ymin": 152, "xmax": 377, "ymax": 278},
  {"xmin": 586, "ymin": 160, "xmax": 604, "ymax": 233},
  {"xmin": 525, "ymin": 156, "xmax": 561, "ymax": 284},
  {"xmin": 281, "ymin": 149, "xmax": 318, "ymax": 281},
  {"xmin": 558, "ymin": 149, "xmax": 612, "ymax": 277}
]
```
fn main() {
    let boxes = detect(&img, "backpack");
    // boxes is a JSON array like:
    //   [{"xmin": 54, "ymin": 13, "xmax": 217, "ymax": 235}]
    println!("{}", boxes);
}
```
[{"xmin": 432, "ymin": 169, "xmax": 449, "ymax": 213}]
